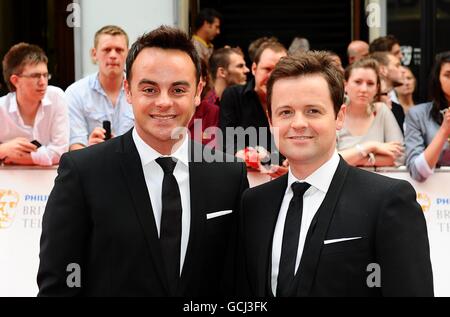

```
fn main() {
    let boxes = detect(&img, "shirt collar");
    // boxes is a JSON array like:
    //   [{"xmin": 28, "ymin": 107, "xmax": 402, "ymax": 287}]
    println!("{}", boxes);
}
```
[
  {"xmin": 287, "ymin": 151, "xmax": 340, "ymax": 194},
  {"xmin": 8, "ymin": 90, "xmax": 51, "ymax": 114},
  {"xmin": 132, "ymin": 128, "xmax": 190, "ymax": 169},
  {"xmin": 193, "ymin": 35, "xmax": 213, "ymax": 48},
  {"xmin": 89, "ymin": 72, "xmax": 125, "ymax": 95}
]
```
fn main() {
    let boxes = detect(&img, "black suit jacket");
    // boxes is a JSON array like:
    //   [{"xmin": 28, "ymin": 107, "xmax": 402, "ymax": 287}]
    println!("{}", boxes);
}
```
[
  {"xmin": 237, "ymin": 158, "xmax": 433, "ymax": 297},
  {"xmin": 38, "ymin": 130, "xmax": 248, "ymax": 297}
]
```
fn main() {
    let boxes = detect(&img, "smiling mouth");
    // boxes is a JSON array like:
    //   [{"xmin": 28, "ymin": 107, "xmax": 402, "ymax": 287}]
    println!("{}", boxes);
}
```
[
  {"xmin": 288, "ymin": 136, "xmax": 313, "ymax": 140},
  {"xmin": 150, "ymin": 114, "xmax": 177, "ymax": 120}
]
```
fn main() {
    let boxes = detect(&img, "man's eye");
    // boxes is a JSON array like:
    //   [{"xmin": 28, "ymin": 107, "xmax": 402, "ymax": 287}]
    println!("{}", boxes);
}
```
[
  {"xmin": 306, "ymin": 109, "xmax": 320, "ymax": 115},
  {"xmin": 143, "ymin": 88, "xmax": 156, "ymax": 94},
  {"xmin": 279, "ymin": 110, "xmax": 292, "ymax": 116},
  {"xmin": 173, "ymin": 88, "xmax": 187, "ymax": 94}
]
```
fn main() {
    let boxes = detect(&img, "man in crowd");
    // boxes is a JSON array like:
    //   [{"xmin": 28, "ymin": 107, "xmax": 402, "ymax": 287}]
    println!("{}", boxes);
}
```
[
  {"xmin": 347, "ymin": 40, "xmax": 369, "ymax": 65},
  {"xmin": 189, "ymin": 47, "xmax": 250, "ymax": 146},
  {"xmin": 191, "ymin": 8, "xmax": 222, "ymax": 64},
  {"xmin": 369, "ymin": 34, "xmax": 404, "ymax": 63},
  {"xmin": 66, "ymin": 25, "xmax": 134, "ymax": 151},
  {"xmin": 371, "ymin": 51, "xmax": 405, "ymax": 132},
  {"xmin": 0, "ymin": 43, "xmax": 68, "ymax": 166},
  {"xmin": 219, "ymin": 41, "xmax": 287, "ymax": 170}
]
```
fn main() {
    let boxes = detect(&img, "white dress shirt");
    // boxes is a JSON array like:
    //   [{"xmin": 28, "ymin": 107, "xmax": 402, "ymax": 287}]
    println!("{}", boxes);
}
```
[
  {"xmin": 0, "ymin": 86, "xmax": 69, "ymax": 166},
  {"xmin": 132, "ymin": 129, "xmax": 191, "ymax": 276},
  {"xmin": 271, "ymin": 152, "xmax": 340, "ymax": 296}
]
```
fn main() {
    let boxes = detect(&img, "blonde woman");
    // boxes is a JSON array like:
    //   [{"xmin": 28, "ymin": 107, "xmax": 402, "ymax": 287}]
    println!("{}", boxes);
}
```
[{"xmin": 338, "ymin": 58, "xmax": 404, "ymax": 166}]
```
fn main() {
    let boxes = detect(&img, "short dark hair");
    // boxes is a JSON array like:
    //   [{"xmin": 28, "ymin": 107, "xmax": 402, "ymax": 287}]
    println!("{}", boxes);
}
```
[
  {"xmin": 267, "ymin": 51, "xmax": 344, "ymax": 118},
  {"xmin": 369, "ymin": 34, "xmax": 400, "ymax": 54},
  {"xmin": 369, "ymin": 51, "xmax": 392, "ymax": 67},
  {"xmin": 126, "ymin": 25, "xmax": 201, "ymax": 84},
  {"xmin": 208, "ymin": 47, "xmax": 243, "ymax": 81},
  {"xmin": 195, "ymin": 8, "xmax": 222, "ymax": 31},
  {"xmin": 253, "ymin": 41, "xmax": 286, "ymax": 65},
  {"xmin": 2, "ymin": 42, "xmax": 48, "ymax": 92},
  {"xmin": 430, "ymin": 51, "xmax": 450, "ymax": 125}
]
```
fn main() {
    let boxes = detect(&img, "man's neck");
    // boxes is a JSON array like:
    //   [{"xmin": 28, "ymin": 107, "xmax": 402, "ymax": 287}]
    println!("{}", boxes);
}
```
[
  {"xmin": 136, "ymin": 126, "xmax": 186, "ymax": 156},
  {"xmin": 289, "ymin": 151, "xmax": 335, "ymax": 180},
  {"xmin": 382, "ymin": 78, "xmax": 393, "ymax": 91},
  {"xmin": 98, "ymin": 72, "xmax": 124, "ymax": 94},
  {"xmin": 98, "ymin": 72, "xmax": 124, "ymax": 106},
  {"xmin": 214, "ymin": 80, "xmax": 227, "ymax": 100},
  {"xmin": 194, "ymin": 31, "xmax": 210, "ymax": 46},
  {"xmin": 15, "ymin": 93, "xmax": 40, "ymax": 125}
]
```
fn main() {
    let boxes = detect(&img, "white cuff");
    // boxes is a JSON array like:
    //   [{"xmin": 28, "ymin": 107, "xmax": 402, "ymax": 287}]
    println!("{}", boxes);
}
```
[
  {"xmin": 415, "ymin": 152, "xmax": 434, "ymax": 179},
  {"xmin": 31, "ymin": 147, "xmax": 53, "ymax": 166}
]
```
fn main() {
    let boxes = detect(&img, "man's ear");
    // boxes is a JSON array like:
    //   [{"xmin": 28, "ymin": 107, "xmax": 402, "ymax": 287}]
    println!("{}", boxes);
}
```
[
  {"xmin": 336, "ymin": 104, "xmax": 346, "ymax": 131},
  {"xmin": 379, "ymin": 64, "xmax": 387, "ymax": 78},
  {"xmin": 217, "ymin": 67, "xmax": 227, "ymax": 79},
  {"xmin": 194, "ymin": 80, "xmax": 205, "ymax": 107},
  {"xmin": 9, "ymin": 74, "xmax": 19, "ymax": 89},
  {"xmin": 251, "ymin": 62, "xmax": 257, "ymax": 76},
  {"xmin": 90, "ymin": 47, "xmax": 97, "ymax": 65},
  {"xmin": 124, "ymin": 79, "xmax": 132, "ymax": 104}
]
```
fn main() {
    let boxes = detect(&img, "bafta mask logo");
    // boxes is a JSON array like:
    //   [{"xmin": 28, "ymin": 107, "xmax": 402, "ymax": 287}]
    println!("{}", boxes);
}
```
[
  {"xmin": 417, "ymin": 192, "xmax": 431, "ymax": 213},
  {"xmin": 401, "ymin": 46, "xmax": 413, "ymax": 66},
  {"xmin": 0, "ymin": 189, "xmax": 20, "ymax": 229}
]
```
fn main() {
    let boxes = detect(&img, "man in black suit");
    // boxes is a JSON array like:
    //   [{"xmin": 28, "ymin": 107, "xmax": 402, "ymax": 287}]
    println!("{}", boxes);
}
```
[
  {"xmin": 38, "ymin": 26, "xmax": 248, "ymax": 297},
  {"xmin": 237, "ymin": 51, "xmax": 433, "ymax": 297}
]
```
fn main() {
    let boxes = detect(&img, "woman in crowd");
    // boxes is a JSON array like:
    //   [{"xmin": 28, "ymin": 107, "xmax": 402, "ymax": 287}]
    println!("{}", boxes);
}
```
[
  {"xmin": 337, "ymin": 57, "xmax": 405, "ymax": 166},
  {"xmin": 396, "ymin": 66, "xmax": 416, "ymax": 113},
  {"xmin": 405, "ymin": 51, "xmax": 450, "ymax": 182}
]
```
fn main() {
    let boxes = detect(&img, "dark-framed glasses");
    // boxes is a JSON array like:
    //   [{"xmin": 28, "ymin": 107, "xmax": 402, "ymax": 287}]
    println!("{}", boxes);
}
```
[{"xmin": 18, "ymin": 73, "xmax": 52, "ymax": 81}]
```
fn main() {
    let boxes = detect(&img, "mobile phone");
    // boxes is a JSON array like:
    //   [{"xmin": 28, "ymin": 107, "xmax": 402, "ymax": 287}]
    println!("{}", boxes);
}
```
[
  {"xmin": 31, "ymin": 140, "xmax": 42, "ymax": 148},
  {"xmin": 103, "ymin": 121, "xmax": 112, "ymax": 140}
]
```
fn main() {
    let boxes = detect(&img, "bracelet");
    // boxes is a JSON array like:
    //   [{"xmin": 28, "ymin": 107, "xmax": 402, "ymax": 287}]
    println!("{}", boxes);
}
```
[
  {"xmin": 368, "ymin": 152, "xmax": 376, "ymax": 166},
  {"xmin": 355, "ymin": 144, "xmax": 368, "ymax": 157}
]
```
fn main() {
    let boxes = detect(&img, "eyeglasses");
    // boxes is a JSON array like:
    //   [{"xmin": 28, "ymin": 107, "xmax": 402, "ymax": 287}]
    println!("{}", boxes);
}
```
[{"xmin": 18, "ymin": 73, "xmax": 52, "ymax": 81}]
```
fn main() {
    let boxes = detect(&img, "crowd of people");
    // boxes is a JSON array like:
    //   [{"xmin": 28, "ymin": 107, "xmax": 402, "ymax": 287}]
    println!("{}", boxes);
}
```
[{"xmin": 1, "ymin": 9, "xmax": 449, "ymax": 184}]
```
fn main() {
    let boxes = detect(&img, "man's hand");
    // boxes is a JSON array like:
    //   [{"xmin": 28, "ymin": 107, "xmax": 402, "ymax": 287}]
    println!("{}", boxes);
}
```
[
  {"xmin": 88, "ymin": 127, "xmax": 115, "ymax": 146},
  {"xmin": 4, "ymin": 153, "xmax": 34, "ymax": 166},
  {"xmin": 0, "ymin": 138, "xmax": 37, "ymax": 161}
]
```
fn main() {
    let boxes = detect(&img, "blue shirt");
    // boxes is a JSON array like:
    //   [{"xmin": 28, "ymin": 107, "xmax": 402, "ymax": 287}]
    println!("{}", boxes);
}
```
[{"xmin": 66, "ymin": 73, "xmax": 134, "ymax": 146}]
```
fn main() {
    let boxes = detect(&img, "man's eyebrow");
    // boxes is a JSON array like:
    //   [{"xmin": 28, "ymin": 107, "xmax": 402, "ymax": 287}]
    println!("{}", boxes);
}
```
[
  {"xmin": 172, "ymin": 81, "xmax": 191, "ymax": 87},
  {"xmin": 137, "ymin": 80, "xmax": 191, "ymax": 87},
  {"xmin": 138, "ymin": 79, "xmax": 158, "ymax": 86}
]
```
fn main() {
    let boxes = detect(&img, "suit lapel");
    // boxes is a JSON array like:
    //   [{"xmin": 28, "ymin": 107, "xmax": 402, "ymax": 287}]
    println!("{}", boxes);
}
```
[
  {"xmin": 117, "ymin": 130, "xmax": 170, "ymax": 294},
  {"xmin": 255, "ymin": 174, "xmax": 288, "ymax": 296},
  {"xmin": 295, "ymin": 157, "xmax": 350, "ymax": 296},
  {"xmin": 177, "ymin": 141, "xmax": 207, "ymax": 294}
]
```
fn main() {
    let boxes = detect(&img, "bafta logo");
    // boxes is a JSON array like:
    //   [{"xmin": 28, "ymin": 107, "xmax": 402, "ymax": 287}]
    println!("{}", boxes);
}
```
[
  {"xmin": 0, "ymin": 189, "xmax": 20, "ymax": 229},
  {"xmin": 416, "ymin": 192, "xmax": 431, "ymax": 213},
  {"xmin": 401, "ymin": 46, "xmax": 413, "ymax": 66}
]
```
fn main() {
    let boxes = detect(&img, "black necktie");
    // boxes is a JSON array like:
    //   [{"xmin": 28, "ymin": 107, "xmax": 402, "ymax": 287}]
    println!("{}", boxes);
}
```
[
  {"xmin": 277, "ymin": 182, "xmax": 311, "ymax": 297},
  {"xmin": 156, "ymin": 157, "xmax": 182, "ymax": 295}
]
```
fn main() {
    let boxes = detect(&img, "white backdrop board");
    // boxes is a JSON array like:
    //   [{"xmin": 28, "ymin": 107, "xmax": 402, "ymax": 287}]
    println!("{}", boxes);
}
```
[{"xmin": 1, "ymin": 166, "xmax": 449, "ymax": 296}]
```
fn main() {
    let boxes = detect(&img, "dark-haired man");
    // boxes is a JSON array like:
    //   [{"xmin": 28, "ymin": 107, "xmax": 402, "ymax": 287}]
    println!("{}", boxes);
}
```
[
  {"xmin": 192, "ymin": 8, "xmax": 222, "ymax": 64},
  {"xmin": 38, "ymin": 26, "xmax": 248, "ymax": 297}
]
